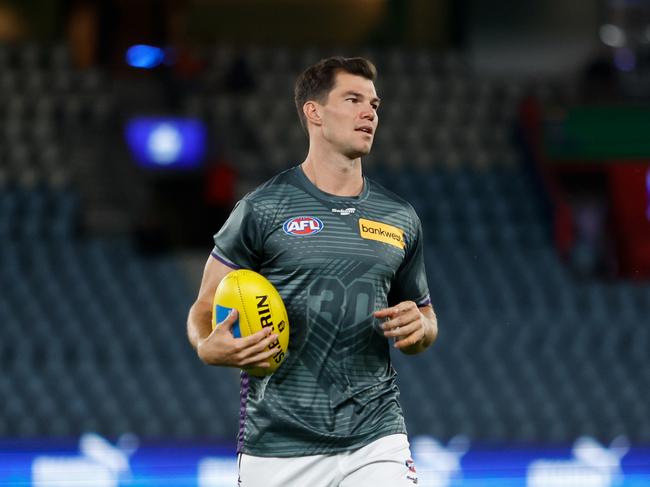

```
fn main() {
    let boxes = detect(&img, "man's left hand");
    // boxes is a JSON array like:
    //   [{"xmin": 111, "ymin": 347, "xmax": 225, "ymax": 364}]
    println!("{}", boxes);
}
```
[{"xmin": 374, "ymin": 301, "xmax": 436, "ymax": 352}]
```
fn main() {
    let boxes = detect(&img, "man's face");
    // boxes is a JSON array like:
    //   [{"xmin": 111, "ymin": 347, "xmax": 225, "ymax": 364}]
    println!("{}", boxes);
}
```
[{"xmin": 317, "ymin": 71, "xmax": 380, "ymax": 159}]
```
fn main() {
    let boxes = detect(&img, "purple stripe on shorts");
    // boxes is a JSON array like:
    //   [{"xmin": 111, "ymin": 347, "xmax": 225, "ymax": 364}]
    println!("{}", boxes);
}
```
[
  {"xmin": 210, "ymin": 251, "xmax": 241, "ymax": 269},
  {"xmin": 237, "ymin": 371, "xmax": 249, "ymax": 453},
  {"xmin": 417, "ymin": 294, "xmax": 432, "ymax": 307}
]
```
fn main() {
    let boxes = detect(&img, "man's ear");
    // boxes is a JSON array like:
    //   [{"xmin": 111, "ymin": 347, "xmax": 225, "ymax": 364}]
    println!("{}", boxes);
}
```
[{"xmin": 303, "ymin": 101, "xmax": 322, "ymax": 127}]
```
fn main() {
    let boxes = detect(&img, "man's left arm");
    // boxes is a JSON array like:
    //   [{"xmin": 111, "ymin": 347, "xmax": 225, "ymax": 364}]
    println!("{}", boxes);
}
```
[{"xmin": 374, "ymin": 302, "xmax": 438, "ymax": 355}]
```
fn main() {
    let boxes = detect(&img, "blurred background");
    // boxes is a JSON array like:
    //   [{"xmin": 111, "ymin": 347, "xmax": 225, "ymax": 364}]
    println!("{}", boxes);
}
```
[{"xmin": 1, "ymin": 0, "xmax": 650, "ymax": 485}]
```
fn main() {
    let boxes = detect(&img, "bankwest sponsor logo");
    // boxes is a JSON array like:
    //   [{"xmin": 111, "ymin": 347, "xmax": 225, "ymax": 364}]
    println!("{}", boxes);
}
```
[
  {"xmin": 359, "ymin": 218, "xmax": 405, "ymax": 249},
  {"xmin": 283, "ymin": 216, "xmax": 324, "ymax": 236}
]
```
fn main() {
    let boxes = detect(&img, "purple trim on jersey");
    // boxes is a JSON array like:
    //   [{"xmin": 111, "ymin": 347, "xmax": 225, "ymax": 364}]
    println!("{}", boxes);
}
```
[
  {"xmin": 237, "ymin": 371, "xmax": 250, "ymax": 453},
  {"xmin": 416, "ymin": 294, "xmax": 432, "ymax": 307},
  {"xmin": 210, "ymin": 250, "xmax": 241, "ymax": 269}
]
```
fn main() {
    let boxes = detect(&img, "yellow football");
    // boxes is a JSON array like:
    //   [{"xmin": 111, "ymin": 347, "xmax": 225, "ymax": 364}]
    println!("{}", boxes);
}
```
[{"xmin": 212, "ymin": 269, "xmax": 289, "ymax": 376}]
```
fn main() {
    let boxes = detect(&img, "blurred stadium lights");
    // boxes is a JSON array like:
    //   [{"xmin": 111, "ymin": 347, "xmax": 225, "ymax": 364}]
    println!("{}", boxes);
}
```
[
  {"xmin": 125, "ymin": 44, "xmax": 166, "ymax": 69},
  {"xmin": 125, "ymin": 117, "xmax": 207, "ymax": 169},
  {"xmin": 614, "ymin": 47, "xmax": 637, "ymax": 70},
  {"xmin": 600, "ymin": 0, "xmax": 650, "ymax": 93},
  {"xmin": 600, "ymin": 24, "xmax": 626, "ymax": 47},
  {"xmin": 148, "ymin": 123, "xmax": 183, "ymax": 165}
]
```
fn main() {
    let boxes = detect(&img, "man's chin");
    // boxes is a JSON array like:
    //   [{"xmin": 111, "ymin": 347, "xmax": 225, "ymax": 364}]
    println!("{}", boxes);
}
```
[{"xmin": 345, "ymin": 143, "xmax": 373, "ymax": 159}]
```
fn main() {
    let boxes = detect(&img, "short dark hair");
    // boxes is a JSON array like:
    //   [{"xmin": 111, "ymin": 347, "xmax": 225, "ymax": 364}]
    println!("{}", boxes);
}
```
[{"xmin": 294, "ymin": 56, "xmax": 377, "ymax": 132}]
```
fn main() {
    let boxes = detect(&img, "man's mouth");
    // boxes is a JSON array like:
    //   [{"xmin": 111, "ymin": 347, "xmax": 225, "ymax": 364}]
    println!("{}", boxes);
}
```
[{"xmin": 356, "ymin": 127, "xmax": 374, "ymax": 135}]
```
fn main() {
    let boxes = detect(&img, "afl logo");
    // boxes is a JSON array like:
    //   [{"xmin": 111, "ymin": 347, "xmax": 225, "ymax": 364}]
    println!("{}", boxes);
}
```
[{"xmin": 283, "ymin": 216, "xmax": 324, "ymax": 236}]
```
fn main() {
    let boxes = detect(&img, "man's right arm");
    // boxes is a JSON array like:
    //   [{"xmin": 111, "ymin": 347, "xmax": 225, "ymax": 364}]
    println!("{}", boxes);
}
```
[{"xmin": 187, "ymin": 255, "xmax": 279, "ymax": 370}]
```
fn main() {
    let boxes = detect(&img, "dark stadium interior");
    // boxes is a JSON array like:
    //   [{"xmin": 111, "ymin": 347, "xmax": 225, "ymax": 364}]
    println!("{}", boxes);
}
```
[{"xmin": 2, "ymin": 0, "xmax": 650, "ymax": 482}]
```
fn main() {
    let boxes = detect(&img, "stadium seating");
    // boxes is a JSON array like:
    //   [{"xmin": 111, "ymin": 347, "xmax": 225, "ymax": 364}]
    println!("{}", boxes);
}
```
[{"xmin": 1, "ymin": 44, "xmax": 649, "ymax": 444}]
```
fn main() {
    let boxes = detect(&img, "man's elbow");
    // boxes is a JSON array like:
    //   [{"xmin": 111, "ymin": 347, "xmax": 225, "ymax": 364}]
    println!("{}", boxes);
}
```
[{"xmin": 187, "ymin": 300, "xmax": 208, "ymax": 350}]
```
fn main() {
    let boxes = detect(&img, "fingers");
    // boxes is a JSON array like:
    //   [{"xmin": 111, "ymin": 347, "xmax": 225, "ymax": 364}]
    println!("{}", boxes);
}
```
[
  {"xmin": 225, "ymin": 322, "xmax": 281, "ymax": 367},
  {"xmin": 237, "ymin": 332, "xmax": 279, "ymax": 359},
  {"xmin": 204, "ymin": 308, "xmax": 243, "ymax": 343},
  {"xmin": 239, "ymin": 345, "xmax": 280, "ymax": 367},
  {"xmin": 217, "ymin": 308, "xmax": 239, "ymax": 331},
  {"xmin": 376, "ymin": 301, "xmax": 424, "ymax": 349},
  {"xmin": 199, "ymin": 315, "xmax": 283, "ymax": 368},
  {"xmin": 373, "ymin": 307, "xmax": 397, "ymax": 319},
  {"xmin": 382, "ymin": 320, "xmax": 420, "ymax": 338},
  {"xmin": 236, "ymin": 326, "xmax": 273, "ymax": 349},
  {"xmin": 237, "ymin": 333, "xmax": 282, "ymax": 369},
  {"xmin": 374, "ymin": 301, "xmax": 417, "ymax": 320},
  {"xmin": 393, "ymin": 329, "xmax": 425, "ymax": 350},
  {"xmin": 212, "ymin": 310, "xmax": 271, "ymax": 346},
  {"xmin": 222, "ymin": 325, "xmax": 281, "ymax": 367},
  {"xmin": 381, "ymin": 306, "xmax": 419, "ymax": 334}
]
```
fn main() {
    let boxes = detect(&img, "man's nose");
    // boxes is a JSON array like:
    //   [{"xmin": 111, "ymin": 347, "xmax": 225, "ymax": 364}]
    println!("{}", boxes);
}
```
[{"xmin": 361, "ymin": 106, "xmax": 375, "ymax": 121}]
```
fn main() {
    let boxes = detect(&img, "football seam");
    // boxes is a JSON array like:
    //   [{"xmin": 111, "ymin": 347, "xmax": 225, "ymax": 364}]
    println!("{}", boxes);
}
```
[{"xmin": 236, "ymin": 273, "xmax": 252, "ymax": 336}]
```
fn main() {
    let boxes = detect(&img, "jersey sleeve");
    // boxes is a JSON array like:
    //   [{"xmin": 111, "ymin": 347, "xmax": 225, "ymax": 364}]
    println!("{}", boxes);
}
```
[
  {"xmin": 388, "ymin": 212, "xmax": 431, "ymax": 307},
  {"xmin": 211, "ymin": 198, "xmax": 263, "ymax": 270}
]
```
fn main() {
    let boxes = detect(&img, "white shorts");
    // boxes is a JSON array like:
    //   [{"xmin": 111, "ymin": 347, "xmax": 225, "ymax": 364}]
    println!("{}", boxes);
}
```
[{"xmin": 237, "ymin": 434, "xmax": 418, "ymax": 487}]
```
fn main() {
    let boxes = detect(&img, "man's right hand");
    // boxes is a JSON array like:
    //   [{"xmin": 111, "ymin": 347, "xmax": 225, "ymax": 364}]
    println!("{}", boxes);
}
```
[{"xmin": 196, "ymin": 309, "xmax": 280, "ymax": 370}]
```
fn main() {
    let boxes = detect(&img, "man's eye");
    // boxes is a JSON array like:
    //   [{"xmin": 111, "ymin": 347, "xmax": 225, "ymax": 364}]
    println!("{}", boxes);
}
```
[{"xmin": 347, "ymin": 98, "xmax": 358, "ymax": 103}]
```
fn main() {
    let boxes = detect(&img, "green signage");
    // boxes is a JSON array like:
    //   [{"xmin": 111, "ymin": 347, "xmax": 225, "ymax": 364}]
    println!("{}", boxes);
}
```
[{"xmin": 544, "ymin": 105, "xmax": 650, "ymax": 161}]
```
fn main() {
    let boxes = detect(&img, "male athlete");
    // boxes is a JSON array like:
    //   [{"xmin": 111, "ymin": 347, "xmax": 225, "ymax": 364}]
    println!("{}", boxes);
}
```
[{"xmin": 187, "ymin": 56, "xmax": 437, "ymax": 487}]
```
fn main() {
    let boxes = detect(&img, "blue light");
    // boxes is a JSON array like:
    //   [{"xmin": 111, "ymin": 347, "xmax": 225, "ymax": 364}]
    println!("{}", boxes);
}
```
[
  {"xmin": 1, "ymin": 435, "xmax": 650, "ymax": 486},
  {"xmin": 147, "ymin": 123, "xmax": 183, "ymax": 165},
  {"xmin": 125, "ymin": 117, "xmax": 206, "ymax": 170},
  {"xmin": 126, "ymin": 45, "xmax": 165, "ymax": 69}
]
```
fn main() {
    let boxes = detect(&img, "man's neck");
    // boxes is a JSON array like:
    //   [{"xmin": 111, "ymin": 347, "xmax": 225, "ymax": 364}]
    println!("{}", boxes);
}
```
[{"xmin": 301, "ymin": 148, "xmax": 364, "ymax": 197}]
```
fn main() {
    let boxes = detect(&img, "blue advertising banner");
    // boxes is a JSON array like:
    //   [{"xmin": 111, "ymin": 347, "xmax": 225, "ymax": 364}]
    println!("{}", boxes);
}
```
[{"xmin": 1, "ymin": 434, "xmax": 649, "ymax": 486}]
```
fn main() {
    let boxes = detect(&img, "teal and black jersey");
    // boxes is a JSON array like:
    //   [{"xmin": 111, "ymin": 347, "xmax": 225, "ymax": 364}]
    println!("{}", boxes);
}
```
[{"xmin": 212, "ymin": 165, "xmax": 430, "ymax": 457}]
